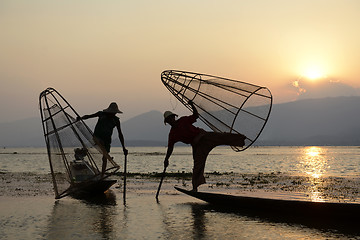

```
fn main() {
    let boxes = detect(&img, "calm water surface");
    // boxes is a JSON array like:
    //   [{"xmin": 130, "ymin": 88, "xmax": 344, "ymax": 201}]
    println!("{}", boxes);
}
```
[
  {"xmin": 1, "ymin": 146, "xmax": 359, "ymax": 239},
  {"xmin": 1, "ymin": 192, "xmax": 356, "ymax": 240},
  {"xmin": 1, "ymin": 146, "xmax": 360, "ymax": 177}
]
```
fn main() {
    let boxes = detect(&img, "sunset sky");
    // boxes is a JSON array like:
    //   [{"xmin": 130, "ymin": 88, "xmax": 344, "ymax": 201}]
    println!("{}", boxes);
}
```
[{"xmin": 1, "ymin": 0, "xmax": 359, "ymax": 123}]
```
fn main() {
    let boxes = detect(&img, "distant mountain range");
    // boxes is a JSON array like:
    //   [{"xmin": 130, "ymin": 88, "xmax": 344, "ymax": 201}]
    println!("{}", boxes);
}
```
[
  {"xmin": 258, "ymin": 96, "xmax": 360, "ymax": 146},
  {"xmin": 0, "ymin": 96, "xmax": 359, "ymax": 147}
]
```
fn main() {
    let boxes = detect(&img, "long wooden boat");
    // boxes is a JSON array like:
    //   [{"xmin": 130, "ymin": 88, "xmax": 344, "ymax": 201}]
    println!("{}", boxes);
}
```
[
  {"xmin": 175, "ymin": 187, "xmax": 360, "ymax": 223},
  {"xmin": 69, "ymin": 179, "xmax": 117, "ymax": 198}
]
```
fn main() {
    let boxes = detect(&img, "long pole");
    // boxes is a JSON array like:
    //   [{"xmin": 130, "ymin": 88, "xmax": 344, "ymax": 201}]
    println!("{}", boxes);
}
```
[
  {"xmin": 123, "ymin": 154, "xmax": 127, "ymax": 204},
  {"xmin": 155, "ymin": 166, "xmax": 167, "ymax": 202}
]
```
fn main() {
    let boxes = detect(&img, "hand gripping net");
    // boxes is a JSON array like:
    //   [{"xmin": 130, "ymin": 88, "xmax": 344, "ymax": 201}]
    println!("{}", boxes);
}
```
[{"xmin": 161, "ymin": 70, "xmax": 273, "ymax": 151}]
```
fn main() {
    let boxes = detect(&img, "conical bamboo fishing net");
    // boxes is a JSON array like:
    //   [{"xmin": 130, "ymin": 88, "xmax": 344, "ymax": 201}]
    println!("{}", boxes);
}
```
[
  {"xmin": 39, "ymin": 88, "xmax": 119, "ymax": 198},
  {"xmin": 161, "ymin": 70, "xmax": 272, "ymax": 151}
]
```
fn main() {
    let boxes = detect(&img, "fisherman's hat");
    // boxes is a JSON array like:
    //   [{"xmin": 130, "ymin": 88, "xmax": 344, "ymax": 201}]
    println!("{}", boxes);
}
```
[
  {"xmin": 163, "ymin": 111, "xmax": 177, "ymax": 123},
  {"xmin": 103, "ymin": 102, "xmax": 123, "ymax": 114}
]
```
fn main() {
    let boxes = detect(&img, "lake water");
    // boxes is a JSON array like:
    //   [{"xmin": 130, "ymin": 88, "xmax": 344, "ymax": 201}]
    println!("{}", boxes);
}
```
[
  {"xmin": 1, "ymin": 146, "xmax": 360, "ymax": 239},
  {"xmin": 1, "ymin": 146, "xmax": 360, "ymax": 177}
]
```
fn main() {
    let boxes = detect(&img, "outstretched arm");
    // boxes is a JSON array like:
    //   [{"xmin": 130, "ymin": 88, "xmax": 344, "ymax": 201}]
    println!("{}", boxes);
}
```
[
  {"xmin": 77, "ymin": 112, "xmax": 99, "ymax": 121},
  {"xmin": 116, "ymin": 123, "xmax": 128, "ymax": 156},
  {"xmin": 164, "ymin": 143, "xmax": 174, "ymax": 168}
]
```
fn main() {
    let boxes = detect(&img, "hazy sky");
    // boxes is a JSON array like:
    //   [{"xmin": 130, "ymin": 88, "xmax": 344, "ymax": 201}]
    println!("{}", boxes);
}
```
[{"xmin": 1, "ymin": 0, "xmax": 359, "ymax": 123}]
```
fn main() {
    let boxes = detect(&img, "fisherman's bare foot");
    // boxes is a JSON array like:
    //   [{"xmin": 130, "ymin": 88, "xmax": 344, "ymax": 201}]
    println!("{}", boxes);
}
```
[{"xmin": 191, "ymin": 188, "xmax": 198, "ymax": 192}]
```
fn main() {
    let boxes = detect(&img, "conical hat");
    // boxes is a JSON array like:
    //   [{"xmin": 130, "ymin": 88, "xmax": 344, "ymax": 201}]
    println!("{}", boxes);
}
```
[{"xmin": 103, "ymin": 102, "xmax": 122, "ymax": 114}]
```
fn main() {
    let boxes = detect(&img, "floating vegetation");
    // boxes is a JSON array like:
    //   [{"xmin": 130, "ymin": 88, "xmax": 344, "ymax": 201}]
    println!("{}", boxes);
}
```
[
  {"xmin": 132, "ymin": 152, "xmax": 164, "ymax": 156},
  {"xmin": 109, "ymin": 171, "xmax": 360, "ymax": 202},
  {"xmin": 215, "ymin": 182, "xmax": 230, "ymax": 187},
  {"xmin": 114, "ymin": 171, "xmax": 193, "ymax": 179},
  {"xmin": 1, "ymin": 171, "xmax": 359, "ymax": 203}
]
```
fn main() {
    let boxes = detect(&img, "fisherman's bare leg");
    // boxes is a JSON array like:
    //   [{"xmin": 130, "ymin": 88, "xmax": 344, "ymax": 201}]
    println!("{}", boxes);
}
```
[
  {"xmin": 191, "ymin": 132, "xmax": 245, "ymax": 191},
  {"xmin": 192, "ymin": 143, "xmax": 212, "ymax": 191},
  {"xmin": 203, "ymin": 132, "xmax": 246, "ymax": 148},
  {"xmin": 101, "ymin": 155, "xmax": 107, "ymax": 177},
  {"xmin": 93, "ymin": 137, "xmax": 110, "ymax": 177}
]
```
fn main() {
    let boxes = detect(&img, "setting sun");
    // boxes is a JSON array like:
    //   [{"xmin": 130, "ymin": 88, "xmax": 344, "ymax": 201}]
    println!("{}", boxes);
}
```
[{"xmin": 303, "ymin": 68, "xmax": 325, "ymax": 80}]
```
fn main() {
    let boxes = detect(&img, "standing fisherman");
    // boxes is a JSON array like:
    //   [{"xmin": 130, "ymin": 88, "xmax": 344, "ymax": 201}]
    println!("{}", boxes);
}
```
[
  {"xmin": 163, "ymin": 100, "xmax": 246, "ymax": 192},
  {"xmin": 77, "ymin": 102, "xmax": 128, "ymax": 177}
]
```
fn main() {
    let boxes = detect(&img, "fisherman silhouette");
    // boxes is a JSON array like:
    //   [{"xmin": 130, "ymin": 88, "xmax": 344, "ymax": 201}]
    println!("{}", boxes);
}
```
[
  {"xmin": 77, "ymin": 102, "xmax": 128, "ymax": 177},
  {"xmin": 163, "ymin": 100, "xmax": 246, "ymax": 192}
]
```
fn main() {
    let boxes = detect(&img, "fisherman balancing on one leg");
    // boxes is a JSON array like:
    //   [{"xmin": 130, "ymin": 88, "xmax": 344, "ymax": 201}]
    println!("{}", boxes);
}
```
[
  {"xmin": 77, "ymin": 102, "xmax": 128, "ymax": 177},
  {"xmin": 163, "ymin": 100, "xmax": 246, "ymax": 192}
]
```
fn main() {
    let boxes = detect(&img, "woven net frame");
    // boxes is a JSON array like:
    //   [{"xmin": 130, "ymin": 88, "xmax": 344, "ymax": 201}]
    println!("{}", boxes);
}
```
[
  {"xmin": 39, "ymin": 87, "xmax": 120, "ymax": 198},
  {"xmin": 161, "ymin": 70, "xmax": 273, "ymax": 151}
]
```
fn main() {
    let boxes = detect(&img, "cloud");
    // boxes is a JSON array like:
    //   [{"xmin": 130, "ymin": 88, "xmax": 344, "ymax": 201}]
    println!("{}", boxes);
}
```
[{"xmin": 292, "ymin": 77, "xmax": 359, "ymax": 100}]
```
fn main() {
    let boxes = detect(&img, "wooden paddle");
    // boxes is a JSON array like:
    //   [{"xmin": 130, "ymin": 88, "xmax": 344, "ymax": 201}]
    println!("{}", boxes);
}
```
[{"xmin": 123, "ymin": 154, "xmax": 127, "ymax": 205}]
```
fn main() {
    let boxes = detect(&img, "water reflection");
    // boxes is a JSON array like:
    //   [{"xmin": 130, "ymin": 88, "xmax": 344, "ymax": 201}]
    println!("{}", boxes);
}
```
[
  {"xmin": 191, "ymin": 204, "xmax": 207, "ymax": 239},
  {"xmin": 299, "ymin": 147, "xmax": 328, "ymax": 202},
  {"xmin": 45, "ymin": 191, "xmax": 117, "ymax": 239},
  {"xmin": 303, "ymin": 147, "xmax": 327, "ymax": 178}
]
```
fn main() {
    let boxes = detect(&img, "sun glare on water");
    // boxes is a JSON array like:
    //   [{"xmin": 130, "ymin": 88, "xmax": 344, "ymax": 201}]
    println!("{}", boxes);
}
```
[
  {"xmin": 303, "ymin": 147, "xmax": 326, "ymax": 178},
  {"xmin": 299, "ymin": 147, "xmax": 328, "ymax": 202}
]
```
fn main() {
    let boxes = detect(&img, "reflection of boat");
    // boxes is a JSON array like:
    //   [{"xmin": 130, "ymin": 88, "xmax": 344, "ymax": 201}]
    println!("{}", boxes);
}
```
[
  {"xmin": 45, "ymin": 191, "xmax": 117, "ymax": 239},
  {"xmin": 39, "ymin": 88, "xmax": 120, "ymax": 199},
  {"xmin": 175, "ymin": 187, "xmax": 360, "ymax": 224}
]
